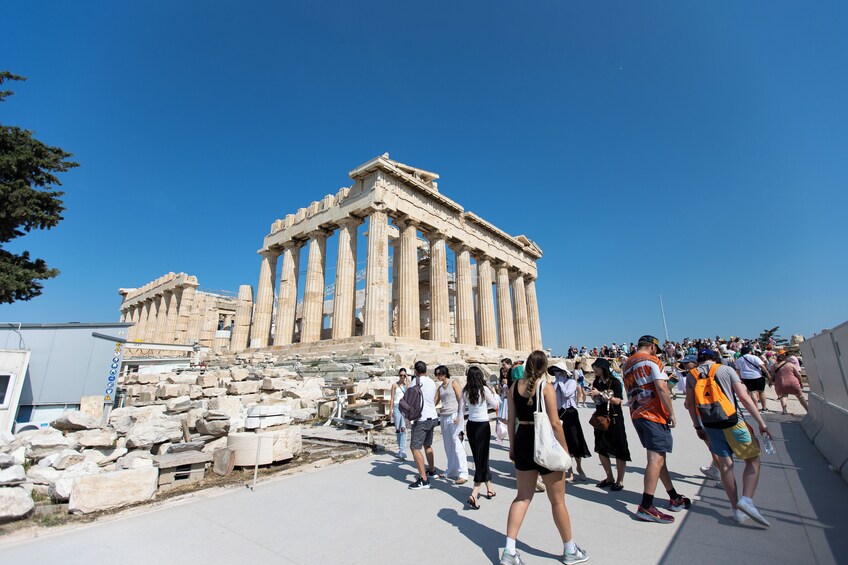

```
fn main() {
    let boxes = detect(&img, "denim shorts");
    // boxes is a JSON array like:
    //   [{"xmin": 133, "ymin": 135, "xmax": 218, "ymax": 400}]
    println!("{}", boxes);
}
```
[
  {"xmin": 633, "ymin": 418, "xmax": 673, "ymax": 454},
  {"xmin": 704, "ymin": 420, "xmax": 760, "ymax": 460}
]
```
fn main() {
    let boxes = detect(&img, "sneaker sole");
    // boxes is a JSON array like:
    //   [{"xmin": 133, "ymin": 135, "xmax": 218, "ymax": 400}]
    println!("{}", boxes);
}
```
[
  {"xmin": 738, "ymin": 505, "xmax": 770, "ymax": 527},
  {"xmin": 636, "ymin": 511, "xmax": 674, "ymax": 524}
]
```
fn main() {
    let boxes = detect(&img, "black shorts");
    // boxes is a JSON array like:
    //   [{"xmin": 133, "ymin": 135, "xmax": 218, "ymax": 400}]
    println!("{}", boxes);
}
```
[
  {"xmin": 513, "ymin": 424, "xmax": 554, "ymax": 475},
  {"xmin": 742, "ymin": 377, "xmax": 766, "ymax": 392}
]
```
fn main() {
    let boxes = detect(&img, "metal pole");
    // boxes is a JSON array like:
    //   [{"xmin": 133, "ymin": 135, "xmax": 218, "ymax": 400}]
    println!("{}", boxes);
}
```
[{"xmin": 660, "ymin": 294, "xmax": 670, "ymax": 342}]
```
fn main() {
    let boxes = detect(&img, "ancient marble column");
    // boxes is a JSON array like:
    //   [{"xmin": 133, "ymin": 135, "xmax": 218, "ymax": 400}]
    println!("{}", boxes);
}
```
[
  {"xmin": 274, "ymin": 242, "xmax": 301, "ymax": 346},
  {"xmin": 163, "ymin": 291, "xmax": 179, "ymax": 343},
  {"xmin": 332, "ymin": 219, "xmax": 358, "ymax": 339},
  {"xmin": 363, "ymin": 209, "xmax": 389, "ymax": 338},
  {"xmin": 496, "ymin": 264, "xmax": 515, "ymax": 349},
  {"xmin": 428, "ymin": 232, "xmax": 450, "ymax": 342},
  {"xmin": 301, "ymin": 231, "xmax": 327, "ymax": 343},
  {"xmin": 454, "ymin": 245, "xmax": 476, "ymax": 345},
  {"xmin": 177, "ymin": 285, "xmax": 198, "ymax": 345},
  {"xmin": 250, "ymin": 250, "xmax": 278, "ymax": 348},
  {"xmin": 526, "ymin": 277, "xmax": 543, "ymax": 350},
  {"xmin": 144, "ymin": 298, "xmax": 158, "ymax": 343},
  {"xmin": 186, "ymin": 292, "xmax": 204, "ymax": 345},
  {"xmin": 476, "ymin": 257, "xmax": 497, "ymax": 348},
  {"xmin": 512, "ymin": 273, "xmax": 531, "ymax": 351},
  {"xmin": 231, "ymin": 284, "xmax": 253, "ymax": 351},
  {"xmin": 396, "ymin": 219, "xmax": 420, "ymax": 339},
  {"xmin": 153, "ymin": 293, "xmax": 170, "ymax": 343},
  {"xmin": 135, "ymin": 301, "xmax": 149, "ymax": 342}
]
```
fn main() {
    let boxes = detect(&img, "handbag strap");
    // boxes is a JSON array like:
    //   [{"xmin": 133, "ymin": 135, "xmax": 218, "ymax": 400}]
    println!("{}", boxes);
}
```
[{"xmin": 535, "ymin": 379, "xmax": 546, "ymax": 415}]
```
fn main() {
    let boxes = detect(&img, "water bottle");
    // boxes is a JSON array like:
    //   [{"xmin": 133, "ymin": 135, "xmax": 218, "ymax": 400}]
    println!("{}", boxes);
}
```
[{"xmin": 762, "ymin": 435, "xmax": 776, "ymax": 455}]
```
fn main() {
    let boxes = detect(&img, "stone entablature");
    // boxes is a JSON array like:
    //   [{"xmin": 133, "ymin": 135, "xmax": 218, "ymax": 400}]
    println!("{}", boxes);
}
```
[
  {"xmin": 119, "ymin": 273, "xmax": 236, "ymax": 350},
  {"xmin": 247, "ymin": 154, "xmax": 544, "ymax": 354}
]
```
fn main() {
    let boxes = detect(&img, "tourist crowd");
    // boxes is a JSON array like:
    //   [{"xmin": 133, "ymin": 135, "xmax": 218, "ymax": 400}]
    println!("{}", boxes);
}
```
[{"xmin": 388, "ymin": 333, "xmax": 807, "ymax": 565}]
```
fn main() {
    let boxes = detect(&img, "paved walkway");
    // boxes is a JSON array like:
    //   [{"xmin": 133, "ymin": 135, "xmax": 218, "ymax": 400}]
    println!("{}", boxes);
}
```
[{"xmin": 1, "ymin": 398, "xmax": 845, "ymax": 564}]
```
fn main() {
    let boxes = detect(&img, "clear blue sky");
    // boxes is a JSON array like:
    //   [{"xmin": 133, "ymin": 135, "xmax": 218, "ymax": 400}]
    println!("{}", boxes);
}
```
[{"xmin": 2, "ymin": 1, "xmax": 847, "ymax": 352}]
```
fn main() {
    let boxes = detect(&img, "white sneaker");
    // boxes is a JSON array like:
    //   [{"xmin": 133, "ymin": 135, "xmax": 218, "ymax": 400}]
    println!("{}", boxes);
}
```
[
  {"xmin": 736, "ymin": 499, "xmax": 771, "ymax": 527},
  {"xmin": 733, "ymin": 508, "xmax": 749, "ymax": 523},
  {"xmin": 499, "ymin": 549, "xmax": 525, "ymax": 565},
  {"xmin": 700, "ymin": 465, "xmax": 720, "ymax": 481}
]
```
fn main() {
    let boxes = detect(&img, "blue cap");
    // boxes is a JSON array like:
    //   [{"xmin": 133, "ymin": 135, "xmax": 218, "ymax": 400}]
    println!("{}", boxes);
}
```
[{"xmin": 680, "ymin": 355, "xmax": 697, "ymax": 364}]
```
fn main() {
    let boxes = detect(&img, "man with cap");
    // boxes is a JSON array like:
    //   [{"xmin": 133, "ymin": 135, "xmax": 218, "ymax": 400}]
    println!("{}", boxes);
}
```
[{"xmin": 622, "ymin": 335, "xmax": 692, "ymax": 524}]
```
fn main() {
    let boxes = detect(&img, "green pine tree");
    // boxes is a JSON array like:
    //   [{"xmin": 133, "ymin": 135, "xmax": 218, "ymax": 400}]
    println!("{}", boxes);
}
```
[{"xmin": 0, "ymin": 71, "xmax": 78, "ymax": 303}]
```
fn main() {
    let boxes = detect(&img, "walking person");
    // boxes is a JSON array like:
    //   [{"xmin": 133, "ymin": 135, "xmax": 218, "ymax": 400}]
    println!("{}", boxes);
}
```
[
  {"xmin": 736, "ymin": 346, "xmax": 770, "ymax": 412},
  {"xmin": 391, "ymin": 368, "xmax": 410, "ymax": 459},
  {"xmin": 460, "ymin": 365, "xmax": 499, "ymax": 509},
  {"xmin": 622, "ymin": 335, "xmax": 692, "ymax": 524},
  {"xmin": 573, "ymin": 360, "xmax": 588, "ymax": 408},
  {"xmin": 686, "ymin": 349, "xmax": 773, "ymax": 525},
  {"xmin": 436, "ymin": 365, "xmax": 469, "ymax": 484},
  {"xmin": 499, "ymin": 351, "xmax": 589, "ymax": 565},
  {"xmin": 770, "ymin": 353, "xmax": 809, "ymax": 415},
  {"xmin": 408, "ymin": 361, "xmax": 439, "ymax": 490},
  {"xmin": 589, "ymin": 358, "xmax": 630, "ymax": 490},
  {"xmin": 550, "ymin": 361, "xmax": 590, "ymax": 481},
  {"xmin": 496, "ymin": 373, "xmax": 510, "ymax": 443}
]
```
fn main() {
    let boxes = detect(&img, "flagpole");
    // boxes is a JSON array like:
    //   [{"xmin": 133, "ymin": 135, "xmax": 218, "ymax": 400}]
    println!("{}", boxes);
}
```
[{"xmin": 659, "ymin": 293, "xmax": 670, "ymax": 342}]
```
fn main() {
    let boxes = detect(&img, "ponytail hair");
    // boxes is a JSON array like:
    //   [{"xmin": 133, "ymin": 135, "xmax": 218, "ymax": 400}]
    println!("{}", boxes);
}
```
[{"xmin": 523, "ymin": 350, "xmax": 549, "ymax": 405}]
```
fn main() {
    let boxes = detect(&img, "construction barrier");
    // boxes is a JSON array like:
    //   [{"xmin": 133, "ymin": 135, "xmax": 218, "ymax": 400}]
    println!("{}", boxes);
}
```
[{"xmin": 800, "ymin": 320, "xmax": 848, "ymax": 483}]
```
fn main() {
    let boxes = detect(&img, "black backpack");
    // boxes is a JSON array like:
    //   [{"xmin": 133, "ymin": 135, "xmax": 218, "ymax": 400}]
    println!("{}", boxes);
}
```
[{"xmin": 399, "ymin": 375, "xmax": 424, "ymax": 421}]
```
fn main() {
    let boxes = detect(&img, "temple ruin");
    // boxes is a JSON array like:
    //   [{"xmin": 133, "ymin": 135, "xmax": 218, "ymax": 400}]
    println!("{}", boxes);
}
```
[{"xmin": 119, "ymin": 154, "xmax": 543, "ymax": 361}]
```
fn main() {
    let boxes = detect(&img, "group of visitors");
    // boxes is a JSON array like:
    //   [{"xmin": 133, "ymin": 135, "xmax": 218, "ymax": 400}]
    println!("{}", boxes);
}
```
[{"xmin": 388, "ymin": 332, "xmax": 803, "ymax": 564}]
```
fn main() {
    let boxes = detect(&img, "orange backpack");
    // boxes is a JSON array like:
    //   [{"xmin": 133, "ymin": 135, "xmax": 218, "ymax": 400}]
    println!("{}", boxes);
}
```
[{"xmin": 690, "ymin": 364, "xmax": 738, "ymax": 429}]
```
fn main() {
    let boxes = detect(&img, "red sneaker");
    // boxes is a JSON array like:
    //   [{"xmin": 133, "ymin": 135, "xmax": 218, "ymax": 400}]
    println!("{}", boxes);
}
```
[
  {"xmin": 636, "ymin": 505, "xmax": 675, "ymax": 524},
  {"xmin": 668, "ymin": 496, "xmax": 692, "ymax": 512}
]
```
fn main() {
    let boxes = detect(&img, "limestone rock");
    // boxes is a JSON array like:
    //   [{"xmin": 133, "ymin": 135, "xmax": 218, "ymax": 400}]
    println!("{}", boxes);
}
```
[
  {"xmin": 166, "ymin": 373, "xmax": 198, "ymax": 385},
  {"xmin": 53, "ymin": 449, "xmax": 87, "ymax": 470},
  {"xmin": 290, "ymin": 408, "xmax": 317, "ymax": 421},
  {"xmin": 201, "ymin": 436, "xmax": 228, "ymax": 453},
  {"xmin": 136, "ymin": 373, "xmax": 161, "ymax": 384},
  {"xmin": 202, "ymin": 387, "xmax": 227, "ymax": 398},
  {"xmin": 205, "ymin": 410, "xmax": 230, "ymax": 421},
  {"xmin": 208, "ymin": 396, "xmax": 242, "ymax": 419},
  {"xmin": 167, "ymin": 441, "xmax": 204, "ymax": 453},
  {"xmin": 195, "ymin": 419, "xmax": 230, "ymax": 437},
  {"xmin": 69, "ymin": 467, "xmax": 158, "ymax": 514},
  {"xmin": 0, "ymin": 430, "xmax": 14, "ymax": 447},
  {"xmin": 261, "ymin": 377, "xmax": 285, "ymax": 391},
  {"xmin": 51, "ymin": 411, "xmax": 101, "ymax": 432},
  {"xmin": 189, "ymin": 385, "xmax": 203, "ymax": 400},
  {"xmin": 269, "ymin": 426, "xmax": 302, "ymax": 461},
  {"xmin": 74, "ymin": 428, "xmax": 118, "ymax": 448},
  {"xmin": 125, "ymin": 418, "xmax": 183, "ymax": 449},
  {"xmin": 0, "ymin": 464, "xmax": 26, "ymax": 485},
  {"xmin": 27, "ymin": 465, "xmax": 62, "ymax": 485},
  {"xmin": 26, "ymin": 430, "xmax": 78, "ymax": 459},
  {"xmin": 50, "ymin": 461, "xmax": 103, "ymax": 502},
  {"xmin": 227, "ymin": 381, "xmax": 260, "ymax": 395},
  {"xmin": 117, "ymin": 451, "xmax": 154, "ymax": 470},
  {"xmin": 0, "ymin": 453, "xmax": 16, "ymax": 469},
  {"xmin": 83, "ymin": 445, "xmax": 128, "ymax": 467},
  {"xmin": 165, "ymin": 395, "xmax": 192, "ymax": 413},
  {"xmin": 156, "ymin": 384, "xmax": 190, "ymax": 399},
  {"xmin": 196, "ymin": 374, "xmax": 219, "ymax": 388},
  {"xmin": 0, "ymin": 487, "xmax": 35, "ymax": 521},
  {"xmin": 109, "ymin": 405, "xmax": 167, "ymax": 434},
  {"xmin": 230, "ymin": 368, "xmax": 249, "ymax": 381}
]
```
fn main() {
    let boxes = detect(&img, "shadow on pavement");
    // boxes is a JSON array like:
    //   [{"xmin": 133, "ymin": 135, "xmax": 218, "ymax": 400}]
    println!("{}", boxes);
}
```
[
  {"xmin": 658, "ymin": 417, "xmax": 848, "ymax": 565},
  {"xmin": 437, "ymin": 508, "xmax": 561, "ymax": 564}
]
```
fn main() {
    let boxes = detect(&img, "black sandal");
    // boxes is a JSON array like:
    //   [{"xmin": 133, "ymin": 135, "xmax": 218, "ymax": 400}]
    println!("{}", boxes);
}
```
[
  {"xmin": 485, "ymin": 491, "xmax": 496, "ymax": 499},
  {"xmin": 596, "ymin": 479, "xmax": 614, "ymax": 488},
  {"xmin": 611, "ymin": 482, "xmax": 624, "ymax": 491},
  {"xmin": 467, "ymin": 495, "xmax": 480, "ymax": 509}
]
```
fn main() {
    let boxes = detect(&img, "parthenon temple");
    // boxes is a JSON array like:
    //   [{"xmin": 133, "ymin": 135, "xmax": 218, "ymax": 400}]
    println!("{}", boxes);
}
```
[{"xmin": 119, "ymin": 154, "xmax": 543, "ymax": 359}]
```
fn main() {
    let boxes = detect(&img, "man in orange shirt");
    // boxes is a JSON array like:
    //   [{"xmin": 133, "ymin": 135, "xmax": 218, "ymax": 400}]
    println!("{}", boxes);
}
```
[{"xmin": 622, "ymin": 335, "xmax": 692, "ymax": 524}]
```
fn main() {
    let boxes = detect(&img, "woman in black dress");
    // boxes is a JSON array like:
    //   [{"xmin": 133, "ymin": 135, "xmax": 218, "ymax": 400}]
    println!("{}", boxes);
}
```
[
  {"xmin": 549, "ymin": 361, "xmax": 591, "ymax": 481},
  {"xmin": 590, "ymin": 358, "xmax": 630, "ymax": 491}
]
